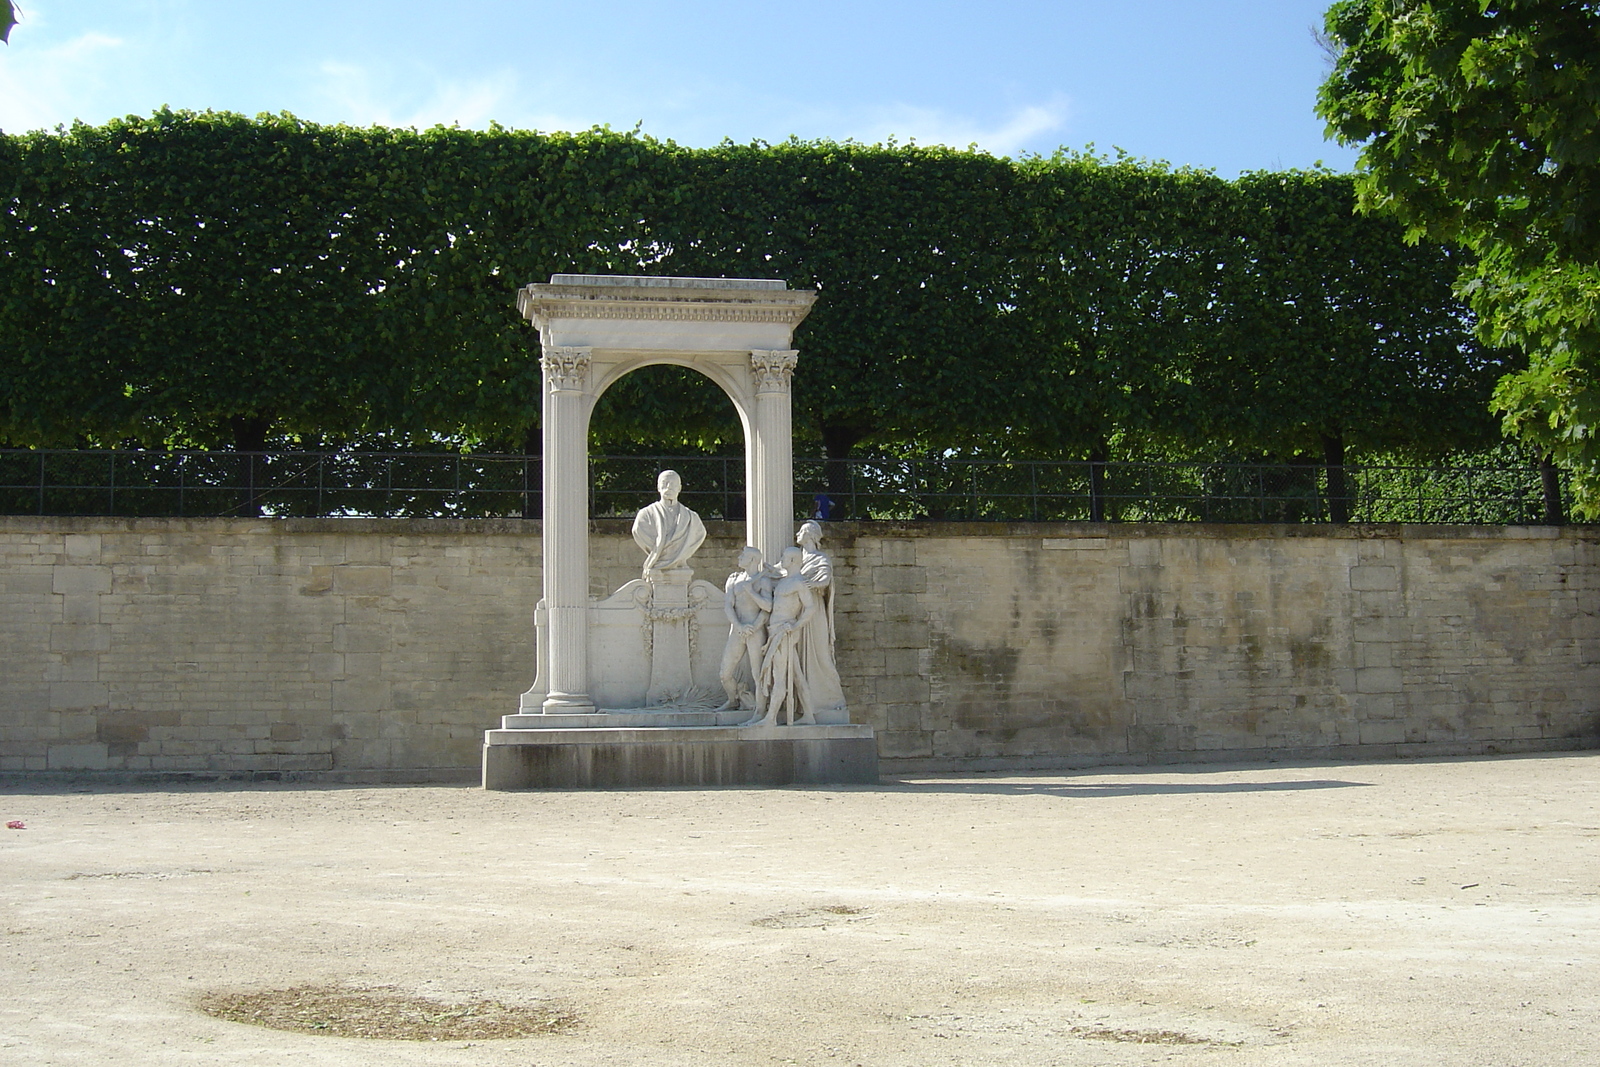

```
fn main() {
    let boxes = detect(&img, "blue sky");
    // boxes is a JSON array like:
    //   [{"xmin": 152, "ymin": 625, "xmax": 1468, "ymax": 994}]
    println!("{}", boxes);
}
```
[{"xmin": 0, "ymin": 0, "xmax": 1355, "ymax": 176}]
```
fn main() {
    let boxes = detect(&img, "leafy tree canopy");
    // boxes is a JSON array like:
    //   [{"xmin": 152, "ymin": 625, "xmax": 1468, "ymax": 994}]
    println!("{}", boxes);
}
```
[{"xmin": 1318, "ymin": 0, "xmax": 1600, "ymax": 512}]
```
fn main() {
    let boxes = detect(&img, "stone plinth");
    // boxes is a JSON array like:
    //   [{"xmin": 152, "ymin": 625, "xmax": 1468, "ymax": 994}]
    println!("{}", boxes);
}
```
[{"xmin": 482, "ymin": 721, "xmax": 878, "ymax": 789}]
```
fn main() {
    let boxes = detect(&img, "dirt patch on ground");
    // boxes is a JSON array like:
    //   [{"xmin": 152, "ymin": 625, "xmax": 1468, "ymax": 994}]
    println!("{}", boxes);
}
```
[
  {"xmin": 1072, "ymin": 1026, "xmax": 1234, "ymax": 1046},
  {"xmin": 195, "ymin": 984, "xmax": 577, "ymax": 1041},
  {"xmin": 750, "ymin": 903, "xmax": 868, "ymax": 928}
]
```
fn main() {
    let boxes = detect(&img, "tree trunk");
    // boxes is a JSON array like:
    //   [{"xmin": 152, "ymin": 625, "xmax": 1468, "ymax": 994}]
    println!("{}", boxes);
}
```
[
  {"xmin": 1321, "ymin": 431, "xmax": 1349, "ymax": 523},
  {"xmin": 1541, "ymin": 456, "xmax": 1565, "ymax": 526},
  {"xmin": 1089, "ymin": 440, "xmax": 1109, "ymax": 523},
  {"xmin": 228, "ymin": 414, "xmax": 272, "ymax": 518},
  {"xmin": 819, "ymin": 424, "xmax": 870, "ymax": 520}
]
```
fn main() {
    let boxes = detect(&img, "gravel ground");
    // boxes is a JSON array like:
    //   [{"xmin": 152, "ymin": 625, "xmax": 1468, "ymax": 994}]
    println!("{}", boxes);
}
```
[{"xmin": 2, "ymin": 753, "xmax": 1598, "ymax": 1066}]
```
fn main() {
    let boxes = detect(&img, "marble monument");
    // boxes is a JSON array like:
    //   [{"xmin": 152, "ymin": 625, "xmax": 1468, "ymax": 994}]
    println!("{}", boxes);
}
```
[{"xmin": 481, "ymin": 274, "xmax": 876, "ymax": 788}]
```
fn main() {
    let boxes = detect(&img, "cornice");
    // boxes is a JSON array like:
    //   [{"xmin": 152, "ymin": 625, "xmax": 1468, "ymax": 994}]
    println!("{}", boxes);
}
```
[{"xmin": 517, "ymin": 281, "xmax": 817, "ymax": 328}]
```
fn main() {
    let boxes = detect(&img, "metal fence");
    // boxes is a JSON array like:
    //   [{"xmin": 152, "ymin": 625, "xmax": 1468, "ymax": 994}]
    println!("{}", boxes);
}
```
[
  {"xmin": 0, "ymin": 448, "xmax": 1573, "ymax": 525},
  {"xmin": 795, "ymin": 456, "xmax": 1570, "ymax": 525}
]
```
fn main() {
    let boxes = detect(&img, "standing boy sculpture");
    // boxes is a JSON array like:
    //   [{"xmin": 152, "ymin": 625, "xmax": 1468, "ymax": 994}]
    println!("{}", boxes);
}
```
[
  {"xmin": 716, "ymin": 547, "xmax": 773, "ymax": 712},
  {"xmin": 749, "ymin": 546, "xmax": 818, "ymax": 727}
]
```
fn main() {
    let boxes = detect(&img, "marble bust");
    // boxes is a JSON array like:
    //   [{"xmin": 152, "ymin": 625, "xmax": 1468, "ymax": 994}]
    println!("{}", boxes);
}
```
[{"xmin": 631, "ymin": 469, "xmax": 707, "ymax": 578}]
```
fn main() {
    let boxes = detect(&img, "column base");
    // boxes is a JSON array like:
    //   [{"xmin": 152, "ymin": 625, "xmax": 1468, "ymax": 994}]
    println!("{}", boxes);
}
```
[{"xmin": 542, "ymin": 693, "xmax": 598, "ymax": 714}]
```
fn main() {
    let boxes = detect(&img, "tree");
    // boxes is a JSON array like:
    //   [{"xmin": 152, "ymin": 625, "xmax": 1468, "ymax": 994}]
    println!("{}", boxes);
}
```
[
  {"xmin": 1200, "ymin": 170, "xmax": 1509, "ymax": 517},
  {"xmin": 637, "ymin": 139, "xmax": 1030, "ymax": 505},
  {"xmin": 0, "ymin": 111, "xmax": 662, "ymax": 452},
  {"xmin": 1, "ymin": 110, "xmax": 430, "ymax": 450},
  {"xmin": 1, "ymin": 108, "xmax": 1509, "ymax": 492},
  {"xmin": 1317, "ymin": 0, "xmax": 1600, "ymax": 513},
  {"xmin": 1012, "ymin": 152, "xmax": 1230, "ymax": 517},
  {"xmin": 2, "ymin": 3, "xmax": 17, "ymax": 45}
]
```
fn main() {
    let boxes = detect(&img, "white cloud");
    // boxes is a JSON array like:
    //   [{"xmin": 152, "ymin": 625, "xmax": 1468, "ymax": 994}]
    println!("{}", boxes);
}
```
[
  {"xmin": 839, "ymin": 96, "xmax": 1072, "ymax": 156},
  {"xmin": 0, "ymin": 31, "xmax": 126, "ymax": 132},
  {"xmin": 309, "ymin": 60, "xmax": 593, "ymax": 133}
]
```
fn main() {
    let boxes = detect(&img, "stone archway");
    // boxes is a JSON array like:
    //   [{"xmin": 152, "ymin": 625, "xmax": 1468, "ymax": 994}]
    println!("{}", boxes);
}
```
[{"xmin": 514, "ymin": 275, "xmax": 818, "ymax": 713}]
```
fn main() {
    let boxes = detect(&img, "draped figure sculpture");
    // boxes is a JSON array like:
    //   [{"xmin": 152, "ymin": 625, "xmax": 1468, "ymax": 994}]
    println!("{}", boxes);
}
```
[
  {"xmin": 794, "ymin": 521, "xmax": 847, "ymax": 719},
  {"xmin": 632, "ymin": 469, "xmax": 707, "ymax": 578}
]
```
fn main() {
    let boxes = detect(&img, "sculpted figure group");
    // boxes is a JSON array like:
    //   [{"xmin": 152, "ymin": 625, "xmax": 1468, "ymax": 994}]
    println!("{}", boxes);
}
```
[{"xmin": 718, "ymin": 520, "xmax": 847, "ymax": 726}]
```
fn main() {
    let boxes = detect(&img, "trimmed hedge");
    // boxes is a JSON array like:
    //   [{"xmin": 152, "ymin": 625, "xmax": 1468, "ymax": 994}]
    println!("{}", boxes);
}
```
[{"xmin": 0, "ymin": 110, "xmax": 1512, "ymax": 461}]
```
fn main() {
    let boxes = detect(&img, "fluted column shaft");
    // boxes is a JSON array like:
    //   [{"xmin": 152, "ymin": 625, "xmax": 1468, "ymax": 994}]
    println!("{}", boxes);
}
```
[
  {"xmin": 749, "ymin": 350, "xmax": 799, "ymax": 566},
  {"xmin": 540, "ymin": 346, "xmax": 595, "ymax": 712}
]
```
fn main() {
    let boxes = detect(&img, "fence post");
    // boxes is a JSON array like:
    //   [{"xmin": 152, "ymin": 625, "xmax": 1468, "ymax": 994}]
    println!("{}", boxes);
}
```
[{"xmin": 235, "ymin": 451, "xmax": 262, "ymax": 518}]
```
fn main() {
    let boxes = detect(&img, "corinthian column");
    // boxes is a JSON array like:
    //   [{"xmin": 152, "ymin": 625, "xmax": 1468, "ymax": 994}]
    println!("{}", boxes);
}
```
[
  {"xmin": 748, "ymin": 349, "xmax": 799, "ymax": 566},
  {"xmin": 540, "ymin": 345, "xmax": 596, "ymax": 712}
]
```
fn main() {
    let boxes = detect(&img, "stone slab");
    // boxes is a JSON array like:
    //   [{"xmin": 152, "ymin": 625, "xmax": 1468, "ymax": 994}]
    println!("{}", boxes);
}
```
[
  {"xmin": 548, "ymin": 274, "xmax": 787, "ymax": 290},
  {"xmin": 481, "ymin": 724, "xmax": 877, "ymax": 789},
  {"xmin": 502, "ymin": 710, "xmax": 755, "ymax": 729}
]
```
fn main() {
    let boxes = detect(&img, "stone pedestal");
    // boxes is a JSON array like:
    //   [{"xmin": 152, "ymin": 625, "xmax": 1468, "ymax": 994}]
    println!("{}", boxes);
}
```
[
  {"xmin": 483, "ymin": 721, "xmax": 879, "ymax": 789},
  {"xmin": 642, "ymin": 568, "xmax": 695, "ymax": 706}
]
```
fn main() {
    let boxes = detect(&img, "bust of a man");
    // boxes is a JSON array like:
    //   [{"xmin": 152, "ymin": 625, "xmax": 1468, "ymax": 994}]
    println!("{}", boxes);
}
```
[{"xmin": 631, "ymin": 469, "xmax": 707, "ymax": 578}]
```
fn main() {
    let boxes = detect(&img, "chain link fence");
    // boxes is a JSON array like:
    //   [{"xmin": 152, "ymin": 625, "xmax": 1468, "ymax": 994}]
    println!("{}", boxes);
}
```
[{"xmin": 0, "ymin": 449, "xmax": 1573, "ymax": 525}]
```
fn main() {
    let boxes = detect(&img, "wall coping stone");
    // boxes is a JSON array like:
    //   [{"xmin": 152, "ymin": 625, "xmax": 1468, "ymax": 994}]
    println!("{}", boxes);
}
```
[{"xmin": 4, "ymin": 515, "xmax": 1596, "ymax": 543}]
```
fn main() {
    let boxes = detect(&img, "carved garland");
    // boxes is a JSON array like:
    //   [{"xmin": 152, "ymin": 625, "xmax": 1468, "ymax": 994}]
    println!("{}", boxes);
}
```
[{"xmin": 631, "ymin": 582, "xmax": 712, "ymax": 664}]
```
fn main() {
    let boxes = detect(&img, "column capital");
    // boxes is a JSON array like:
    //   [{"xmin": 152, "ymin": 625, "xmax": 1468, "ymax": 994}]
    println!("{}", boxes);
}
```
[
  {"xmin": 541, "ymin": 345, "xmax": 592, "ymax": 394},
  {"xmin": 750, "ymin": 349, "xmax": 799, "ymax": 393}
]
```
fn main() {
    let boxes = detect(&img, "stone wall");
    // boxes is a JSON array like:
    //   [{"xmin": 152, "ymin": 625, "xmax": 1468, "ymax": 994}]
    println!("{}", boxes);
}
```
[
  {"xmin": 831, "ymin": 524, "xmax": 1600, "ymax": 769},
  {"xmin": 2, "ymin": 517, "xmax": 1596, "ymax": 779}
]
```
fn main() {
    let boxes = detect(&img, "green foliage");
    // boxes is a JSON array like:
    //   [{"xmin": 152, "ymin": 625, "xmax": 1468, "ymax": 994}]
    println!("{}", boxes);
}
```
[
  {"xmin": 1319, "ymin": 0, "xmax": 1600, "ymax": 263},
  {"xmin": 0, "ymin": 111, "xmax": 662, "ymax": 449},
  {"xmin": 1204, "ymin": 169, "xmax": 1511, "ymax": 461},
  {"xmin": 1, "ymin": 2, "xmax": 15, "ymax": 45},
  {"xmin": 1015, "ymin": 151, "xmax": 1234, "ymax": 459},
  {"xmin": 1318, "ymin": 0, "xmax": 1600, "ymax": 513},
  {"xmin": 1, "ymin": 110, "xmax": 1495, "ymax": 470},
  {"xmin": 642, "ymin": 139, "xmax": 1028, "ymax": 454}
]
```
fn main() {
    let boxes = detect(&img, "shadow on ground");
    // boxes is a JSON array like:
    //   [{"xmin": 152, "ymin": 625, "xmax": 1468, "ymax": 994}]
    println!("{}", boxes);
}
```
[{"xmin": 878, "ymin": 778, "xmax": 1371, "ymax": 797}]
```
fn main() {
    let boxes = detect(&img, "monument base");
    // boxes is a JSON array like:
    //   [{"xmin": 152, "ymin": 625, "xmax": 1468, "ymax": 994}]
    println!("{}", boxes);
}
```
[{"xmin": 481, "ymin": 722, "xmax": 878, "ymax": 790}]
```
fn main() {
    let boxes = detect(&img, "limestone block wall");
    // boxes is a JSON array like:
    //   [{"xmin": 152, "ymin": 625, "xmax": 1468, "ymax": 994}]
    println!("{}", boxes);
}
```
[
  {"xmin": 828, "ymin": 524, "xmax": 1600, "ymax": 768},
  {"xmin": 0, "ymin": 518, "xmax": 544, "ymax": 778},
  {"xmin": 1, "ymin": 517, "xmax": 1596, "ymax": 778}
]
